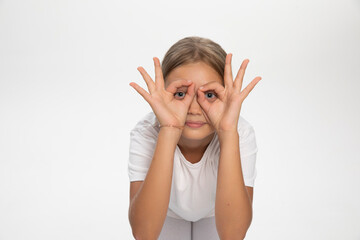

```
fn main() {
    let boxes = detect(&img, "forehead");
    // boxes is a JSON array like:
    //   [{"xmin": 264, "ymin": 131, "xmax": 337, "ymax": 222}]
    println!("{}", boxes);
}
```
[{"xmin": 164, "ymin": 62, "xmax": 223, "ymax": 88}]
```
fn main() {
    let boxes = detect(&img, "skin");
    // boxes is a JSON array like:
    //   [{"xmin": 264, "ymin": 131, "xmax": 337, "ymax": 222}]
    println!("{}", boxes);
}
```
[
  {"xmin": 129, "ymin": 53, "xmax": 261, "ymax": 239},
  {"xmin": 164, "ymin": 61, "xmax": 223, "ymax": 163}
]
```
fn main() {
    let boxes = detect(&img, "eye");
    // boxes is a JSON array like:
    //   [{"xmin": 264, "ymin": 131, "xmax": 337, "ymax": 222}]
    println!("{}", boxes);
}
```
[
  {"xmin": 205, "ymin": 91, "xmax": 217, "ymax": 99},
  {"xmin": 174, "ymin": 91, "xmax": 186, "ymax": 99}
]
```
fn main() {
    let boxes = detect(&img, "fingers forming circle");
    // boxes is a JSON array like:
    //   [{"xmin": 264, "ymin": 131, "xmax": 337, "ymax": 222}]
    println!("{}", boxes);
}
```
[
  {"xmin": 198, "ymin": 81, "xmax": 226, "ymax": 101},
  {"xmin": 137, "ymin": 66, "xmax": 156, "ymax": 94},
  {"xmin": 240, "ymin": 76, "xmax": 262, "ymax": 100},
  {"xmin": 129, "ymin": 82, "xmax": 151, "ymax": 103},
  {"xmin": 166, "ymin": 79, "xmax": 193, "ymax": 94},
  {"xmin": 224, "ymin": 53, "xmax": 234, "ymax": 88},
  {"xmin": 234, "ymin": 59, "xmax": 250, "ymax": 91},
  {"xmin": 153, "ymin": 57, "xmax": 165, "ymax": 90}
]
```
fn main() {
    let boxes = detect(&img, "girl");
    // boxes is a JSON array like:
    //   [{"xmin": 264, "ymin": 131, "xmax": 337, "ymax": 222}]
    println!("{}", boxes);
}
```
[{"xmin": 128, "ymin": 36, "xmax": 261, "ymax": 240}]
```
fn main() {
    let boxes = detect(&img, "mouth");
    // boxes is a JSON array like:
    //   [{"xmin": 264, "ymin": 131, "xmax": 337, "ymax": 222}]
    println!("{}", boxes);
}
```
[{"xmin": 185, "ymin": 121, "xmax": 206, "ymax": 128}]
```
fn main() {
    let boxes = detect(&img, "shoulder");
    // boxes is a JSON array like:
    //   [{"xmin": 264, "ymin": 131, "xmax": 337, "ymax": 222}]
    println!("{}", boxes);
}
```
[
  {"xmin": 237, "ymin": 115, "xmax": 256, "ymax": 142},
  {"xmin": 130, "ymin": 112, "xmax": 160, "ymax": 139},
  {"xmin": 238, "ymin": 115, "xmax": 255, "ymax": 131}
]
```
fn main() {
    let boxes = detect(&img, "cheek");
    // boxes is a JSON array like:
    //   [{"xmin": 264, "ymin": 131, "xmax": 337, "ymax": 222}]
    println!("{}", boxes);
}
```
[{"xmin": 207, "ymin": 123, "xmax": 215, "ymax": 130}]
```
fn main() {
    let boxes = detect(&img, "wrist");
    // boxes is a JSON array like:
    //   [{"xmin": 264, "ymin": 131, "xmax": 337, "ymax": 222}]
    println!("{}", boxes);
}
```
[
  {"xmin": 159, "ymin": 124, "xmax": 184, "ymax": 130},
  {"xmin": 217, "ymin": 129, "xmax": 239, "ymax": 144},
  {"xmin": 217, "ymin": 127, "xmax": 238, "ymax": 136},
  {"xmin": 158, "ymin": 126, "xmax": 183, "ymax": 141}
]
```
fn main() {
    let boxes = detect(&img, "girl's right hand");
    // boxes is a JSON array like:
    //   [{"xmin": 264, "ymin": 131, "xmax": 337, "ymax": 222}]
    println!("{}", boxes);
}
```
[{"xmin": 129, "ymin": 57, "xmax": 195, "ymax": 129}]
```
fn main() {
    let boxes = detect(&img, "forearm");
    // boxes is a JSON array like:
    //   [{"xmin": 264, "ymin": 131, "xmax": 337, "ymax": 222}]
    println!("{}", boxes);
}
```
[
  {"xmin": 215, "ymin": 130, "xmax": 252, "ymax": 240},
  {"xmin": 129, "ymin": 128, "xmax": 182, "ymax": 240}
]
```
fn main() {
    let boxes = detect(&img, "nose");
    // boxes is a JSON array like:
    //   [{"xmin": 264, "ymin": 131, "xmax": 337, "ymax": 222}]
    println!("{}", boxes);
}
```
[{"xmin": 188, "ymin": 94, "xmax": 202, "ymax": 115}]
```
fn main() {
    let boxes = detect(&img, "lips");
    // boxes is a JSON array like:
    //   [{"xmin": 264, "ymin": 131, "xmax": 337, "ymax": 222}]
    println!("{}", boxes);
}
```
[{"xmin": 185, "ymin": 121, "xmax": 206, "ymax": 128}]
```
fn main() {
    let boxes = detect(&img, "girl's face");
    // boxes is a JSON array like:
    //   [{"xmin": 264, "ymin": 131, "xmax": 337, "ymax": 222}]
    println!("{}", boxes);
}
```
[{"xmin": 165, "ymin": 61, "xmax": 224, "ymax": 142}]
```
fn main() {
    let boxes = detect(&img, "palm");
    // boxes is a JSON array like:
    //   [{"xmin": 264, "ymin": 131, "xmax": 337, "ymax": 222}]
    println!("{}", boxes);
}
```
[
  {"xmin": 197, "ymin": 54, "xmax": 262, "ymax": 132},
  {"xmin": 129, "ymin": 57, "xmax": 195, "ymax": 127},
  {"xmin": 153, "ymin": 90, "xmax": 193, "ymax": 125}
]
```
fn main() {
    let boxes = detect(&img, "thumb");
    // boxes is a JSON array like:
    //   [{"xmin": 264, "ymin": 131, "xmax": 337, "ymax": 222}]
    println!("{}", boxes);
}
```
[
  {"xmin": 196, "ymin": 88, "xmax": 211, "ymax": 113},
  {"xmin": 183, "ymin": 82, "xmax": 196, "ymax": 106}
]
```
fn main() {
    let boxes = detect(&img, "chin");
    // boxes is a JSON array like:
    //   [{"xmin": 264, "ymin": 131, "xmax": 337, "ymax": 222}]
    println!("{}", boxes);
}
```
[{"xmin": 180, "ymin": 125, "xmax": 215, "ymax": 141}]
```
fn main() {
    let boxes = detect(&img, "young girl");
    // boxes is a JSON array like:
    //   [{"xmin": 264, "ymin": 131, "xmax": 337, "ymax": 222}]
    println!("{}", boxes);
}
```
[{"xmin": 128, "ymin": 36, "xmax": 261, "ymax": 240}]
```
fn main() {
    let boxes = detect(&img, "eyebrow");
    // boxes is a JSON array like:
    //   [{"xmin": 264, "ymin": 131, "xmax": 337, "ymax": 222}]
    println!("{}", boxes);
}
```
[
  {"xmin": 170, "ymin": 78, "xmax": 189, "ymax": 81},
  {"xmin": 176, "ymin": 86, "xmax": 188, "ymax": 90}
]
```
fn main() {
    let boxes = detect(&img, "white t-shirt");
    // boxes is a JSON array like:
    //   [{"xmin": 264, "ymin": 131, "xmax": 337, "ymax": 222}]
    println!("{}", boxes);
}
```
[{"xmin": 128, "ymin": 112, "xmax": 258, "ymax": 222}]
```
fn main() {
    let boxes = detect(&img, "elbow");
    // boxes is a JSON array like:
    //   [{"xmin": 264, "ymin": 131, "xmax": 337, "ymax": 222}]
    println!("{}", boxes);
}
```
[
  {"xmin": 217, "ymin": 217, "xmax": 252, "ymax": 240},
  {"xmin": 238, "ymin": 231, "xmax": 248, "ymax": 240},
  {"xmin": 220, "ymin": 231, "xmax": 247, "ymax": 240},
  {"xmin": 131, "ymin": 229, "xmax": 158, "ymax": 240},
  {"xmin": 129, "ymin": 214, "xmax": 160, "ymax": 240},
  {"xmin": 217, "ymin": 208, "xmax": 253, "ymax": 239},
  {"xmin": 130, "ymin": 221, "xmax": 157, "ymax": 240},
  {"xmin": 131, "ymin": 233, "xmax": 146, "ymax": 240},
  {"xmin": 129, "ymin": 219, "xmax": 158, "ymax": 240},
  {"xmin": 218, "ymin": 220, "xmax": 252, "ymax": 240}
]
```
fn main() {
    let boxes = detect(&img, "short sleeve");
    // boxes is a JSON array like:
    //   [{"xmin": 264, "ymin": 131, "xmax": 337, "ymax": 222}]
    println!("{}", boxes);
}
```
[
  {"xmin": 128, "ymin": 126, "xmax": 158, "ymax": 182},
  {"xmin": 239, "ymin": 126, "xmax": 258, "ymax": 187}
]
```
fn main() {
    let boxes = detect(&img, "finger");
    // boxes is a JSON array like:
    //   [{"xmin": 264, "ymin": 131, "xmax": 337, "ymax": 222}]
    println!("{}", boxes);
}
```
[
  {"xmin": 234, "ymin": 59, "xmax": 250, "ymax": 91},
  {"xmin": 196, "ymin": 89, "xmax": 211, "ymax": 113},
  {"xmin": 240, "ymin": 76, "xmax": 262, "ymax": 100},
  {"xmin": 129, "ymin": 82, "xmax": 152, "ymax": 103},
  {"xmin": 198, "ymin": 81, "xmax": 226, "ymax": 101},
  {"xmin": 137, "ymin": 66, "xmax": 156, "ymax": 94},
  {"xmin": 201, "ymin": 108, "xmax": 212, "ymax": 125},
  {"xmin": 224, "ymin": 53, "xmax": 233, "ymax": 88},
  {"xmin": 153, "ymin": 57, "xmax": 165, "ymax": 89},
  {"xmin": 183, "ymin": 82, "xmax": 195, "ymax": 106},
  {"xmin": 166, "ymin": 79, "xmax": 193, "ymax": 94}
]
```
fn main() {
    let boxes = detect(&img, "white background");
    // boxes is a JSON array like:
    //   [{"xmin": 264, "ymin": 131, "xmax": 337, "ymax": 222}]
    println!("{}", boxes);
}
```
[{"xmin": 1, "ymin": 0, "xmax": 359, "ymax": 239}]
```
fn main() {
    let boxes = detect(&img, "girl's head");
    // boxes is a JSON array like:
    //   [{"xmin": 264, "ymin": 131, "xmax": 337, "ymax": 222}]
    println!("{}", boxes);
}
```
[
  {"xmin": 161, "ymin": 36, "xmax": 228, "ymax": 145},
  {"xmin": 162, "ymin": 36, "xmax": 227, "ymax": 83}
]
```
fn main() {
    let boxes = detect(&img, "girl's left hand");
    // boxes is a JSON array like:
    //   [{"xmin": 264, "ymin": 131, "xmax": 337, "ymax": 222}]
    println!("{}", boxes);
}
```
[{"xmin": 197, "ymin": 53, "xmax": 262, "ymax": 133}]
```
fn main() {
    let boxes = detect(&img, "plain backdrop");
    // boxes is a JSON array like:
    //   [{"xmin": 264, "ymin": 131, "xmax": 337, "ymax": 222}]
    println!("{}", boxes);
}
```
[{"xmin": 0, "ymin": 0, "xmax": 359, "ymax": 239}]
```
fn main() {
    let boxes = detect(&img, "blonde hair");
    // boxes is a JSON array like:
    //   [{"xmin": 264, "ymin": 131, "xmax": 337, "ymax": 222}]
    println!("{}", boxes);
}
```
[{"xmin": 161, "ymin": 36, "xmax": 227, "ymax": 82}]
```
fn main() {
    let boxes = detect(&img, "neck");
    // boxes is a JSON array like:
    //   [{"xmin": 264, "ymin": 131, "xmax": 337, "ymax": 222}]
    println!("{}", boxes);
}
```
[{"xmin": 177, "ymin": 132, "xmax": 215, "ymax": 155}]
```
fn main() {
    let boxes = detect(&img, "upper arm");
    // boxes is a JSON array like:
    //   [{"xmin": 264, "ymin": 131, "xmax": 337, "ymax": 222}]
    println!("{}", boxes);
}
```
[
  {"xmin": 239, "ymin": 124, "xmax": 258, "ymax": 190},
  {"xmin": 128, "ymin": 127, "xmax": 157, "ymax": 183},
  {"xmin": 129, "ymin": 181, "xmax": 144, "ymax": 206},
  {"xmin": 246, "ymin": 186, "xmax": 254, "ymax": 205}
]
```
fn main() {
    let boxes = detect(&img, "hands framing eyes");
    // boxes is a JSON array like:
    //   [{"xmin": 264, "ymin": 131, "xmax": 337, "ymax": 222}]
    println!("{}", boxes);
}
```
[
  {"xmin": 196, "ymin": 53, "xmax": 262, "ymax": 132},
  {"xmin": 129, "ymin": 57, "xmax": 196, "ymax": 128},
  {"xmin": 129, "ymin": 54, "xmax": 262, "ymax": 132}
]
